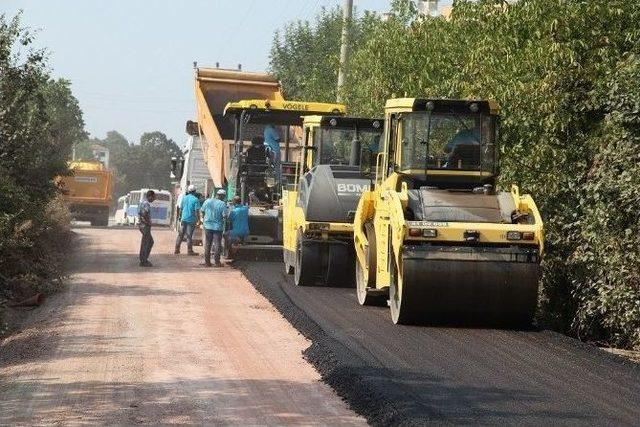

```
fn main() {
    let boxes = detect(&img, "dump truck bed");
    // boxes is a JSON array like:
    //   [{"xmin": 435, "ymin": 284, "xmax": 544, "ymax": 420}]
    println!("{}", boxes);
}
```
[{"xmin": 194, "ymin": 68, "xmax": 284, "ymax": 187}]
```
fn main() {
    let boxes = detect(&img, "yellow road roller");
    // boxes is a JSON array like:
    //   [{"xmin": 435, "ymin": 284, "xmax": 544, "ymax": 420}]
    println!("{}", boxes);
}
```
[
  {"xmin": 282, "ymin": 115, "xmax": 383, "ymax": 286},
  {"xmin": 353, "ymin": 98, "xmax": 544, "ymax": 326}
]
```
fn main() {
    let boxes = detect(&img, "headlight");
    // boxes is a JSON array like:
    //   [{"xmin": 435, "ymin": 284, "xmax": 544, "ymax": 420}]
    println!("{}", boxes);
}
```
[
  {"xmin": 506, "ymin": 231, "xmax": 522, "ymax": 240},
  {"xmin": 423, "ymin": 229, "xmax": 437, "ymax": 238}
]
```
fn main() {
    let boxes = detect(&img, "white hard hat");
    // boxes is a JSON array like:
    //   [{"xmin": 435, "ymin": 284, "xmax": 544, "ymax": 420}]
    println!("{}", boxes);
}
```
[
  {"xmin": 187, "ymin": 184, "xmax": 196, "ymax": 193},
  {"xmin": 216, "ymin": 189, "xmax": 226, "ymax": 196}
]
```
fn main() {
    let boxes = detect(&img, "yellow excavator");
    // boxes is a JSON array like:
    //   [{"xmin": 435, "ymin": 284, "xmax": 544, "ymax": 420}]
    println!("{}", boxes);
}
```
[
  {"xmin": 353, "ymin": 98, "xmax": 544, "ymax": 326},
  {"xmin": 282, "ymin": 115, "xmax": 383, "ymax": 286}
]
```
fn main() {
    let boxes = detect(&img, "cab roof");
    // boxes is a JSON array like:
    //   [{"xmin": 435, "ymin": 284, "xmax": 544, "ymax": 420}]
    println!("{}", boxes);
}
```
[
  {"xmin": 304, "ymin": 115, "xmax": 384, "ymax": 131},
  {"xmin": 384, "ymin": 98, "xmax": 499, "ymax": 115},
  {"xmin": 224, "ymin": 99, "xmax": 345, "ymax": 116}
]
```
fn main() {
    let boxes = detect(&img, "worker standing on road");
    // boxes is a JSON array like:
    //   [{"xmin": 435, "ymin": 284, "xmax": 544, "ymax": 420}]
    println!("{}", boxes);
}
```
[
  {"xmin": 174, "ymin": 184, "xmax": 201, "ymax": 255},
  {"xmin": 224, "ymin": 196, "xmax": 250, "ymax": 260},
  {"xmin": 138, "ymin": 190, "xmax": 156, "ymax": 267},
  {"xmin": 200, "ymin": 189, "xmax": 227, "ymax": 267}
]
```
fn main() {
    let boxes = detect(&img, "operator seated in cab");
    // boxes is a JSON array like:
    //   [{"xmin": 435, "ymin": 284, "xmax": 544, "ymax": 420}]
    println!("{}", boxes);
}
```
[
  {"xmin": 245, "ymin": 136, "xmax": 270, "ymax": 165},
  {"xmin": 243, "ymin": 136, "xmax": 275, "ymax": 204},
  {"xmin": 443, "ymin": 126, "xmax": 481, "ymax": 169}
]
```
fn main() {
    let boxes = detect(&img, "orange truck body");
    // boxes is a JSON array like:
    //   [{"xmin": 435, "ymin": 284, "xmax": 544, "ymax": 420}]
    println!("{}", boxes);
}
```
[{"xmin": 58, "ymin": 160, "xmax": 113, "ymax": 226}]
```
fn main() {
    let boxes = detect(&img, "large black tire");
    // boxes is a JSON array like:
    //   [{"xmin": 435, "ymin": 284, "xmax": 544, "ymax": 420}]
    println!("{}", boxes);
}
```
[
  {"xmin": 283, "ymin": 248, "xmax": 294, "ymax": 275},
  {"xmin": 294, "ymin": 230, "xmax": 319, "ymax": 286},
  {"xmin": 356, "ymin": 223, "xmax": 385, "ymax": 305},
  {"xmin": 389, "ymin": 255, "xmax": 411, "ymax": 325}
]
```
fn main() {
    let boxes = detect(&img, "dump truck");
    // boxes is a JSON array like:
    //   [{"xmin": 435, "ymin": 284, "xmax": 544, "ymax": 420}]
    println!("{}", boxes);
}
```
[
  {"xmin": 58, "ymin": 160, "xmax": 114, "ymax": 226},
  {"xmin": 222, "ymin": 99, "xmax": 346, "ymax": 248},
  {"xmin": 282, "ymin": 115, "xmax": 384, "ymax": 286},
  {"xmin": 353, "ymin": 98, "xmax": 544, "ymax": 326}
]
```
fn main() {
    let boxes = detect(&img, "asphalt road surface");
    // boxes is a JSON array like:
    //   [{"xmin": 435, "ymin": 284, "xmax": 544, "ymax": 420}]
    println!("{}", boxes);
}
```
[
  {"xmin": 0, "ymin": 228, "xmax": 364, "ymax": 425},
  {"xmin": 241, "ymin": 261, "xmax": 640, "ymax": 426}
]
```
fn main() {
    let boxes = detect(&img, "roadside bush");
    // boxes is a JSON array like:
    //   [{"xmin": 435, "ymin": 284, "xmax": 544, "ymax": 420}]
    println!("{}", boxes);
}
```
[{"xmin": 0, "ymin": 13, "xmax": 84, "ymax": 333}]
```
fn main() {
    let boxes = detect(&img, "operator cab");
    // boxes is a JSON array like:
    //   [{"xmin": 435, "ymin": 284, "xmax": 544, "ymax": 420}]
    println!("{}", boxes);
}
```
[
  {"xmin": 386, "ymin": 98, "xmax": 499, "ymax": 190},
  {"xmin": 223, "ymin": 99, "xmax": 345, "ymax": 206},
  {"xmin": 301, "ymin": 116, "xmax": 383, "ymax": 172}
]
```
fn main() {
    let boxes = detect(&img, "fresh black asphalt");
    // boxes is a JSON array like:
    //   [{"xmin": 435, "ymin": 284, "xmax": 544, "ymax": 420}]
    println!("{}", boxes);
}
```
[{"xmin": 241, "ymin": 261, "xmax": 640, "ymax": 426}]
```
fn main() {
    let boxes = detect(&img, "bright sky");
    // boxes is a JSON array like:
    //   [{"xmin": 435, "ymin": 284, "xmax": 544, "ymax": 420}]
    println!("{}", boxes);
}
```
[{"xmin": 2, "ymin": 0, "xmax": 452, "ymax": 145}]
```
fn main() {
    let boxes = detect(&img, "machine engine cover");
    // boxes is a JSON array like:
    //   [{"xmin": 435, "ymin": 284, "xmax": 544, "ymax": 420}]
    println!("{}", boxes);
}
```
[
  {"xmin": 406, "ymin": 188, "xmax": 516, "ymax": 223},
  {"xmin": 298, "ymin": 165, "xmax": 371, "ymax": 223}
]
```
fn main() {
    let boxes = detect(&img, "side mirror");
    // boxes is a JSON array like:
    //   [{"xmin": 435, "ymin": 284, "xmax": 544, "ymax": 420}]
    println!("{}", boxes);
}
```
[{"xmin": 185, "ymin": 120, "xmax": 199, "ymax": 136}]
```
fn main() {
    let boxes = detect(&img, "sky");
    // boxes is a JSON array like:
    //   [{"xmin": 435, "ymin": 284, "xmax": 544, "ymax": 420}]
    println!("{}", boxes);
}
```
[{"xmin": 2, "ymin": 0, "xmax": 453, "ymax": 146}]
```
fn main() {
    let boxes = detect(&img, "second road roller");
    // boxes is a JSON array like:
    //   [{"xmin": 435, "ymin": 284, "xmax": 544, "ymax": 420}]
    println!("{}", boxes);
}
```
[{"xmin": 353, "ymin": 98, "xmax": 544, "ymax": 326}]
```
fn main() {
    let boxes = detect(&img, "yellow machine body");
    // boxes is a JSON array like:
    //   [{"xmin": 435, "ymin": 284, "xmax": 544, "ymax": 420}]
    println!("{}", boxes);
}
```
[
  {"xmin": 221, "ymin": 101, "xmax": 346, "ymax": 249},
  {"xmin": 282, "ymin": 115, "xmax": 383, "ymax": 286},
  {"xmin": 353, "ymin": 98, "xmax": 544, "ymax": 325}
]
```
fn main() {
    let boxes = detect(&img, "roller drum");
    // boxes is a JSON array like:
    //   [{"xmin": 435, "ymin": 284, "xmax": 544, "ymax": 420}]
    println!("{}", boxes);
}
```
[{"xmin": 398, "ymin": 245, "xmax": 541, "ymax": 327}]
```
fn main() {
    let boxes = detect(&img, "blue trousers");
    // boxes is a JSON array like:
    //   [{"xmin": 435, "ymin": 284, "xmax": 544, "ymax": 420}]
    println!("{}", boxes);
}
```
[{"xmin": 175, "ymin": 221, "xmax": 196, "ymax": 253}]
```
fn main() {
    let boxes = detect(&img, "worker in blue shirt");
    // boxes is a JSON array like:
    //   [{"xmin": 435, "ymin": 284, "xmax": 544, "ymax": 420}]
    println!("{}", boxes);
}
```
[
  {"xmin": 264, "ymin": 124, "xmax": 281, "ymax": 185},
  {"xmin": 174, "ymin": 184, "xmax": 201, "ymax": 255},
  {"xmin": 224, "ymin": 196, "xmax": 250, "ymax": 260},
  {"xmin": 200, "ymin": 189, "xmax": 227, "ymax": 267}
]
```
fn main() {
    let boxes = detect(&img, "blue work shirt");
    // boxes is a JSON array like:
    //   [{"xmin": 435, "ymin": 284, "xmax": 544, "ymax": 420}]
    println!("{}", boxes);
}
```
[
  {"xmin": 201, "ymin": 198, "xmax": 226, "ymax": 231},
  {"xmin": 263, "ymin": 125, "xmax": 281, "ymax": 160},
  {"xmin": 228, "ymin": 205, "xmax": 250, "ymax": 238},
  {"xmin": 180, "ymin": 193, "xmax": 201, "ymax": 224}
]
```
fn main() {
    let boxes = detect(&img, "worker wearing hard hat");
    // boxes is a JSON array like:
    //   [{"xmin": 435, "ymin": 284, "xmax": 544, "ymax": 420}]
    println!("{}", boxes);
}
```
[
  {"xmin": 200, "ymin": 189, "xmax": 227, "ymax": 267},
  {"xmin": 174, "ymin": 184, "xmax": 201, "ymax": 255}
]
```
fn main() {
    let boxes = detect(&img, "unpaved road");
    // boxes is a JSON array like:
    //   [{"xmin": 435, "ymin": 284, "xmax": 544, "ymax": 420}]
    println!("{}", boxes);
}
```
[
  {"xmin": 0, "ymin": 228, "xmax": 364, "ymax": 425},
  {"xmin": 242, "ymin": 262, "xmax": 640, "ymax": 426}
]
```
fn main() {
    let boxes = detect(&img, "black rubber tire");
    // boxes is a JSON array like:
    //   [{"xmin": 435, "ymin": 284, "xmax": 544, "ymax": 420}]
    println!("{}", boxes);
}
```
[
  {"xmin": 356, "ymin": 224, "xmax": 385, "ymax": 305},
  {"xmin": 294, "ymin": 230, "xmax": 318, "ymax": 286},
  {"xmin": 283, "ymin": 249, "xmax": 294, "ymax": 275},
  {"xmin": 389, "ymin": 254, "xmax": 412, "ymax": 325}
]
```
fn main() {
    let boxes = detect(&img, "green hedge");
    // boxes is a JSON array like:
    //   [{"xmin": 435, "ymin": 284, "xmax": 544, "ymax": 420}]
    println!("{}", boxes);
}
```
[{"xmin": 0, "ymin": 14, "xmax": 85, "ymax": 332}]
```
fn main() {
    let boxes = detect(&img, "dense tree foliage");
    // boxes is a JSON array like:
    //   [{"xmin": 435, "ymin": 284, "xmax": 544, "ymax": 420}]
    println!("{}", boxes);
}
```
[
  {"xmin": 270, "ymin": 0, "xmax": 640, "ymax": 349},
  {"xmin": 0, "ymin": 13, "xmax": 85, "ymax": 328},
  {"xmin": 270, "ymin": 5, "xmax": 379, "ymax": 102}
]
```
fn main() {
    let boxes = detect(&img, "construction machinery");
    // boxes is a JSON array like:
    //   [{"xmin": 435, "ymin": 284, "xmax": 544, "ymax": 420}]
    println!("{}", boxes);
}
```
[
  {"xmin": 222, "ymin": 99, "xmax": 346, "ymax": 248},
  {"xmin": 191, "ymin": 66, "xmax": 345, "ymax": 251},
  {"xmin": 353, "ymin": 98, "xmax": 544, "ymax": 326},
  {"xmin": 58, "ymin": 160, "xmax": 114, "ymax": 226},
  {"xmin": 282, "ymin": 115, "xmax": 383, "ymax": 286}
]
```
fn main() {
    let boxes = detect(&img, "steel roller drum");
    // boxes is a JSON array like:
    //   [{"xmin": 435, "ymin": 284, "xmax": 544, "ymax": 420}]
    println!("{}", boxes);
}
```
[{"xmin": 397, "ymin": 244, "xmax": 541, "ymax": 327}]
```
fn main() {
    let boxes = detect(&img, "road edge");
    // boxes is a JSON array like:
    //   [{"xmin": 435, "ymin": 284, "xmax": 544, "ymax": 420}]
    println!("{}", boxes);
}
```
[{"xmin": 239, "ymin": 262, "xmax": 411, "ymax": 426}]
